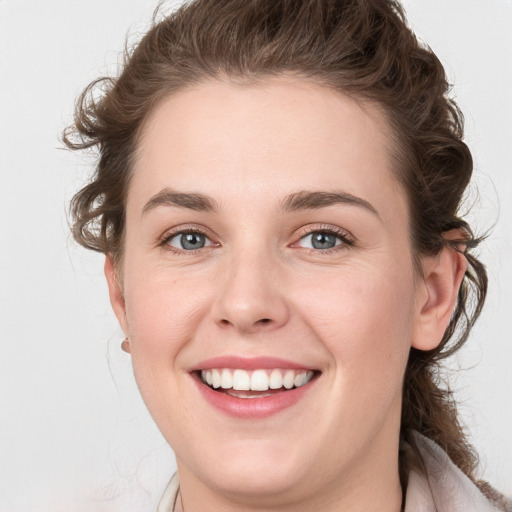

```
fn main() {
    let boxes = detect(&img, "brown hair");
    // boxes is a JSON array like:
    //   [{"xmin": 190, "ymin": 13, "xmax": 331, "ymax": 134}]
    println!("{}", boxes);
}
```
[{"xmin": 65, "ymin": 0, "xmax": 493, "ymax": 501}]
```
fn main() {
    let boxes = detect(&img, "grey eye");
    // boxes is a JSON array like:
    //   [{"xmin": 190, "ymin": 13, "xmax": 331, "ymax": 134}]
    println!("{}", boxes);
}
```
[
  {"xmin": 300, "ymin": 232, "xmax": 341, "ymax": 250},
  {"xmin": 167, "ymin": 232, "xmax": 212, "ymax": 250}
]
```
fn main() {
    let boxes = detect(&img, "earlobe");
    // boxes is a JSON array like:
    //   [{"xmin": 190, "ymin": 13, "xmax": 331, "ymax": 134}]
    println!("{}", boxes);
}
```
[
  {"xmin": 411, "ymin": 238, "xmax": 467, "ymax": 351},
  {"xmin": 121, "ymin": 338, "xmax": 131, "ymax": 354},
  {"xmin": 104, "ymin": 255, "xmax": 129, "ymax": 336}
]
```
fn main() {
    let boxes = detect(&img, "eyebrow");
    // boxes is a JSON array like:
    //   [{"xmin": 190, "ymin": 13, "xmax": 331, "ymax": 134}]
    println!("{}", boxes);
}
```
[
  {"xmin": 141, "ymin": 187, "xmax": 379, "ymax": 218},
  {"xmin": 142, "ymin": 188, "xmax": 219, "ymax": 216},
  {"xmin": 281, "ymin": 190, "xmax": 379, "ymax": 217}
]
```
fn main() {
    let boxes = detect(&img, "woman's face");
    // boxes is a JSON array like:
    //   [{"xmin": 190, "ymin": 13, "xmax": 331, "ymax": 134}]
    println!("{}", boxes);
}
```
[{"xmin": 109, "ymin": 77, "xmax": 429, "ymax": 505}]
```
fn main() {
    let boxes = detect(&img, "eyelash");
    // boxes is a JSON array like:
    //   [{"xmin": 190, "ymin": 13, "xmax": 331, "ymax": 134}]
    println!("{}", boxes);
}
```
[
  {"xmin": 159, "ymin": 225, "xmax": 216, "ymax": 256},
  {"xmin": 159, "ymin": 224, "xmax": 354, "ymax": 256},
  {"xmin": 294, "ymin": 224, "xmax": 355, "ymax": 254}
]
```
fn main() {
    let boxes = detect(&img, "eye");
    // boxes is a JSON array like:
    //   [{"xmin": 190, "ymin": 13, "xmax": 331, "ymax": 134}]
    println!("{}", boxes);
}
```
[
  {"xmin": 299, "ymin": 231, "xmax": 341, "ymax": 250},
  {"xmin": 295, "ymin": 228, "xmax": 352, "ymax": 251},
  {"xmin": 165, "ymin": 231, "xmax": 214, "ymax": 251}
]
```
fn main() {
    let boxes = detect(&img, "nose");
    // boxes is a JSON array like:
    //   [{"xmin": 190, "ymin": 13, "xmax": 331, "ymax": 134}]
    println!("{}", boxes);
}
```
[{"xmin": 211, "ymin": 249, "xmax": 290, "ymax": 334}]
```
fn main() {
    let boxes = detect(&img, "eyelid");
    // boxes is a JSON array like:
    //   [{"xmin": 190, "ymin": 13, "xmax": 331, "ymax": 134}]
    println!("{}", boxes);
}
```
[
  {"xmin": 291, "ymin": 224, "xmax": 355, "ymax": 249},
  {"xmin": 159, "ymin": 224, "xmax": 219, "ymax": 253},
  {"xmin": 157, "ymin": 223, "xmax": 354, "ymax": 254}
]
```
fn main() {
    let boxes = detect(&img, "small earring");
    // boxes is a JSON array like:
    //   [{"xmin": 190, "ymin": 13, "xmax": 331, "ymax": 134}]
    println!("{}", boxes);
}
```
[{"xmin": 121, "ymin": 337, "xmax": 131, "ymax": 353}]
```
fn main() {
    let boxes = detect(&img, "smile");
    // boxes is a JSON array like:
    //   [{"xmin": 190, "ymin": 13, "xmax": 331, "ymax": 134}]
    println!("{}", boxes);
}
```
[
  {"xmin": 191, "ymin": 357, "xmax": 320, "ymax": 419},
  {"xmin": 199, "ymin": 368, "xmax": 315, "ymax": 398}
]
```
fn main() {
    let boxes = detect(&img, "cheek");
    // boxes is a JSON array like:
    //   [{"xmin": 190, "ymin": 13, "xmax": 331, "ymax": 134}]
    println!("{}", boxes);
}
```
[
  {"xmin": 297, "ymin": 263, "xmax": 416, "ymax": 392},
  {"xmin": 123, "ymin": 266, "xmax": 212, "ymax": 364},
  {"xmin": 121, "ymin": 268, "xmax": 213, "ymax": 427}
]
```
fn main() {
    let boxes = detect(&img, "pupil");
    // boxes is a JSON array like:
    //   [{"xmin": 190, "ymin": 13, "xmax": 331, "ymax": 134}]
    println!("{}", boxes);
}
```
[
  {"xmin": 181, "ymin": 233, "xmax": 205, "ymax": 250},
  {"xmin": 312, "ymin": 232, "xmax": 336, "ymax": 249}
]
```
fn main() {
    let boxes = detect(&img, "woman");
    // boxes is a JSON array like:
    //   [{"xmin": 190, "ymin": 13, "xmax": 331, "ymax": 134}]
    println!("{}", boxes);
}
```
[{"xmin": 65, "ymin": 0, "xmax": 510, "ymax": 510}]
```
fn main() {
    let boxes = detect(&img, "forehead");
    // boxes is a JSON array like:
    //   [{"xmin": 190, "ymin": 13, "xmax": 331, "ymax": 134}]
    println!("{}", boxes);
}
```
[{"xmin": 130, "ymin": 77, "xmax": 406, "ymax": 219}]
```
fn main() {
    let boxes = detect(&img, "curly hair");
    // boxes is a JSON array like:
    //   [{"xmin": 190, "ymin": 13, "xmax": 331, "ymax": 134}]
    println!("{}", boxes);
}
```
[{"xmin": 64, "ymin": 0, "xmax": 493, "ymax": 502}]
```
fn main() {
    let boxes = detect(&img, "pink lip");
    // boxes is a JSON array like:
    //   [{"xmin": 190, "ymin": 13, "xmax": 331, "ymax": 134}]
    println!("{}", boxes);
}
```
[
  {"xmin": 189, "ymin": 357, "xmax": 320, "ymax": 420},
  {"xmin": 194, "ymin": 378, "xmax": 317, "ymax": 419},
  {"xmin": 190, "ymin": 355, "xmax": 315, "ymax": 371}
]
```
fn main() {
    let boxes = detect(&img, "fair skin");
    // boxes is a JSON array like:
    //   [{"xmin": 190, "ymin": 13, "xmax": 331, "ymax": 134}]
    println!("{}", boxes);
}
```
[{"xmin": 105, "ymin": 77, "xmax": 466, "ymax": 512}]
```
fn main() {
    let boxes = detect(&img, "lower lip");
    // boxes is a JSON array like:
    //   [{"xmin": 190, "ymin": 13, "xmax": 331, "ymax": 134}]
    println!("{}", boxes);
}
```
[{"xmin": 193, "ymin": 374, "xmax": 318, "ymax": 419}]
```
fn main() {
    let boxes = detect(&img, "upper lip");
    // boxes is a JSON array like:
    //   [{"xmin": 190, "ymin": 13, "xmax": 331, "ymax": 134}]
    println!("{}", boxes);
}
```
[{"xmin": 189, "ymin": 356, "xmax": 318, "ymax": 372}]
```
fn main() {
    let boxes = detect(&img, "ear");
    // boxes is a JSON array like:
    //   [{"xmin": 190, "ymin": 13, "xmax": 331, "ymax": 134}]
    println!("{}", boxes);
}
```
[
  {"xmin": 104, "ymin": 255, "xmax": 130, "ymax": 341},
  {"xmin": 412, "ymin": 233, "xmax": 467, "ymax": 351}
]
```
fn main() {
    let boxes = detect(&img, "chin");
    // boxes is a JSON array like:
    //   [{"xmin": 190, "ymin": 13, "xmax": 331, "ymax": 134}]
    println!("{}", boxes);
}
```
[{"xmin": 181, "ymin": 437, "xmax": 317, "ymax": 501}]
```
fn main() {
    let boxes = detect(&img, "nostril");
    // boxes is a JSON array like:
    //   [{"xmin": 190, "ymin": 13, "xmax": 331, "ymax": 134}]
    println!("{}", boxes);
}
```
[{"xmin": 217, "ymin": 317, "xmax": 275, "ymax": 330}]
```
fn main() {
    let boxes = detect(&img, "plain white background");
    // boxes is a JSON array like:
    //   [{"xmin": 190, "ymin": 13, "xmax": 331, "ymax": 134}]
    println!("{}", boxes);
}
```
[{"xmin": 0, "ymin": 1, "xmax": 511, "ymax": 510}]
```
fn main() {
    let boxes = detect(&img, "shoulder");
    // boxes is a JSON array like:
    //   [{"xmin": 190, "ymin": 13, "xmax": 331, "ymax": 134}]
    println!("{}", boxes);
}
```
[{"xmin": 405, "ymin": 432, "xmax": 511, "ymax": 512}]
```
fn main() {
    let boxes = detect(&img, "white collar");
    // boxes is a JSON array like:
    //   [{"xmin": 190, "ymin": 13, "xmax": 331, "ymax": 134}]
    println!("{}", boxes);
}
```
[
  {"xmin": 404, "ymin": 431, "xmax": 499, "ymax": 512},
  {"xmin": 157, "ymin": 472, "xmax": 180, "ymax": 512}
]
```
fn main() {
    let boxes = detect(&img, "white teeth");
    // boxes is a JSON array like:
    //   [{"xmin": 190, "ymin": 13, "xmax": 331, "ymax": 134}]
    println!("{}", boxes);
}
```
[
  {"xmin": 294, "ymin": 371, "xmax": 308, "ymax": 387},
  {"xmin": 250, "ymin": 370, "xmax": 269, "ymax": 391},
  {"xmin": 211, "ymin": 369, "xmax": 221, "ymax": 389},
  {"xmin": 200, "ymin": 368, "xmax": 315, "ymax": 392},
  {"xmin": 201, "ymin": 370, "xmax": 214, "ymax": 386},
  {"xmin": 220, "ymin": 369, "xmax": 232, "ymax": 389},
  {"xmin": 282, "ymin": 370, "xmax": 295, "ymax": 389},
  {"xmin": 269, "ymin": 369, "xmax": 283, "ymax": 389},
  {"xmin": 232, "ymin": 369, "xmax": 250, "ymax": 390},
  {"xmin": 228, "ymin": 390, "xmax": 272, "ymax": 399}
]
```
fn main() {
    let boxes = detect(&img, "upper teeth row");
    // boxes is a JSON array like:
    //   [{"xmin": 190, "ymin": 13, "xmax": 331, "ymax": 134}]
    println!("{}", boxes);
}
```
[{"xmin": 200, "ymin": 368, "xmax": 314, "ymax": 391}]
